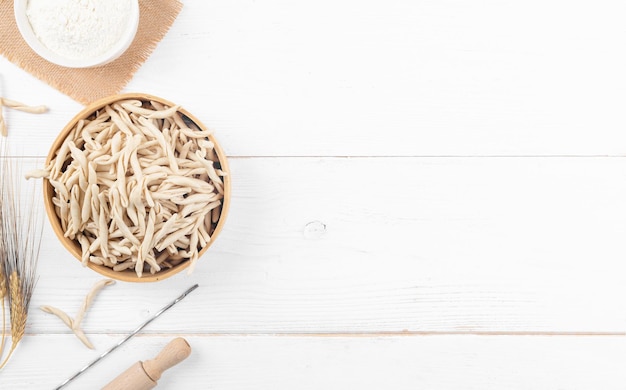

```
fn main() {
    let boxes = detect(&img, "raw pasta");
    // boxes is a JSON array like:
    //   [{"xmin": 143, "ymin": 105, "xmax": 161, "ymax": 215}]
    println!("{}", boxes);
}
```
[
  {"xmin": 40, "ymin": 279, "xmax": 115, "ymax": 349},
  {"xmin": 41, "ymin": 99, "xmax": 226, "ymax": 277},
  {"xmin": 0, "ymin": 97, "xmax": 48, "ymax": 136}
]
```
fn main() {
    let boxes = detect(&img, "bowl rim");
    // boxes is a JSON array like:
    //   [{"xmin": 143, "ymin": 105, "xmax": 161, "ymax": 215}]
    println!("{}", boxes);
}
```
[
  {"xmin": 43, "ymin": 93, "xmax": 231, "ymax": 282},
  {"xmin": 13, "ymin": 0, "xmax": 140, "ymax": 68}
]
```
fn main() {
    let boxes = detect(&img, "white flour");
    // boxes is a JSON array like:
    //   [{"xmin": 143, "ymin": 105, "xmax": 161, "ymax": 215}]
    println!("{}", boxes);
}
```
[{"xmin": 26, "ymin": 0, "xmax": 132, "ymax": 60}]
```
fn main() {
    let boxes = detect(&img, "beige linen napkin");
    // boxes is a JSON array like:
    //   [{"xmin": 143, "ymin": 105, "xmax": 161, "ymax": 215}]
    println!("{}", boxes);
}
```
[{"xmin": 0, "ymin": 0, "xmax": 183, "ymax": 105}]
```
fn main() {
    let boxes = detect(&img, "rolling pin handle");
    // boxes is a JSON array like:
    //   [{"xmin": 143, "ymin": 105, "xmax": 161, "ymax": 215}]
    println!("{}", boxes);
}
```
[{"xmin": 143, "ymin": 337, "xmax": 192, "ymax": 382}]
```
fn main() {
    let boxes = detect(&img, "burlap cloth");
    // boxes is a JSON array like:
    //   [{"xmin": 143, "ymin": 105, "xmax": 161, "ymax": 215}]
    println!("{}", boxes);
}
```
[{"xmin": 0, "ymin": 0, "xmax": 183, "ymax": 105}]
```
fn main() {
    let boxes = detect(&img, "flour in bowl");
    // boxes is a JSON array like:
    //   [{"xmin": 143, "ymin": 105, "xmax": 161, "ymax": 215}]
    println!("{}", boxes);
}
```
[{"xmin": 26, "ymin": 0, "xmax": 132, "ymax": 60}]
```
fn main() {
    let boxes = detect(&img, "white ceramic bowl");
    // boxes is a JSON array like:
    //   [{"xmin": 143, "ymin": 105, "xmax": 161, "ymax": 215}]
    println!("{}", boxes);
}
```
[{"xmin": 14, "ymin": 0, "xmax": 139, "ymax": 68}]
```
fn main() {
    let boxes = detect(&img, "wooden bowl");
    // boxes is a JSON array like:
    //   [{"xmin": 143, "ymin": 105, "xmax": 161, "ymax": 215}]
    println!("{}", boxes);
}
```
[{"xmin": 43, "ymin": 93, "xmax": 230, "ymax": 282}]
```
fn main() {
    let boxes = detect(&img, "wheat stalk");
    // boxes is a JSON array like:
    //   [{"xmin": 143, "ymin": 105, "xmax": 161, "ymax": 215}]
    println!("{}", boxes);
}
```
[
  {"xmin": 0, "ymin": 143, "xmax": 6, "ymax": 359},
  {"xmin": 0, "ymin": 138, "xmax": 42, "ymax": 369}
]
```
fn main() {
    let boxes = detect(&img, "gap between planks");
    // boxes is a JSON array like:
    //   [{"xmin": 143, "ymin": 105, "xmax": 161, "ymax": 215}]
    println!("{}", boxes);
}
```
[{"xmin": 26, "ymin": 331, "xmax": 626, "ymax": 338}]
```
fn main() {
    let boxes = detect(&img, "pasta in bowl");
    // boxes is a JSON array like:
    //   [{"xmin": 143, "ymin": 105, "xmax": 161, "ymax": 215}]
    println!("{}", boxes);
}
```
[{"xmin": 41, "ymin": 93, "xmax": 230, "ymax": 282}]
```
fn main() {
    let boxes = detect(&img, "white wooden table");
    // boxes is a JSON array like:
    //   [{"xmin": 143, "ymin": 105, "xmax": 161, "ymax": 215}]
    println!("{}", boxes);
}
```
[{"xmin": 1, "ymin": 0, "xmax": 626, "ymax": 388}]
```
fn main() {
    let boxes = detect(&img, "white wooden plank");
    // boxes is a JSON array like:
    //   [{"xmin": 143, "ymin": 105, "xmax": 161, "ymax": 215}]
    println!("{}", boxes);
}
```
[
  {"xmin": 2, "ymin": 0, "xmax": 626, "ymax": 156},
  {"xmin": 0, "ymin": 66, "xmax": 80, "ymax": 158},
  {"xmin": 6, "ymin": 156, "xmax": 622, "ymax": 334},
  {"xmin": 0, "ymin": 334, "xmax": 624, "ymax": 389},
  {"xmin": 129, "ymin": 0, "xmax": 626, "ymax": 156},
  {"xmin": 2, "ymin": 1, "xmax": 623, "ymax": 388}
]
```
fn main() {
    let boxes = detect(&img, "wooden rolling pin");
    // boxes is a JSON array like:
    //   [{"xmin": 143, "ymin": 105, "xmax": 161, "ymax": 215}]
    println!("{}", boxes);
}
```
[{"xmin": 102, "ymin": 338, "xmax": 191, "ymax": 390}]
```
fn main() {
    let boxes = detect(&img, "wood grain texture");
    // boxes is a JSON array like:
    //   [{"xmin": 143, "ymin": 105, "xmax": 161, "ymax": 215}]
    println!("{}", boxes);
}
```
[
  {"xmin": 1, "ymin": 0, "xmax": 625, "ymax": 388},
  {"xmin": 0, "ymin": 334, "xmax": 624, "ymax": 390},
  {"xmin": 1, "ymin": 0, "xmax": 626, "ymax": 157},
  {"xmin": 16, "ymin": 156, "xmax": 626, "ymax": 335}
]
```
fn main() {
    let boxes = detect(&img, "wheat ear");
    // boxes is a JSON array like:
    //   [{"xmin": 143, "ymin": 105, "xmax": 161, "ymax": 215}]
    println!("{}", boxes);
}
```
[
  {"xmin": 0, "ymin": 273, "xmax": 6, "ymax": 357},
  {"xmin": 0, "ymin": 272, "xmax": 26, "ymax": 369}
]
